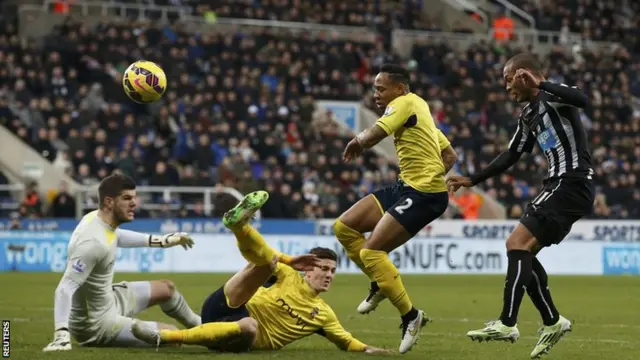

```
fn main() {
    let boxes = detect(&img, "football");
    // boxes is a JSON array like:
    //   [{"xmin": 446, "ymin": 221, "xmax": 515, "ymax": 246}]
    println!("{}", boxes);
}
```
[{"xmin": 122, "ymin": 60, "xmax": 167, "ymax": 104}]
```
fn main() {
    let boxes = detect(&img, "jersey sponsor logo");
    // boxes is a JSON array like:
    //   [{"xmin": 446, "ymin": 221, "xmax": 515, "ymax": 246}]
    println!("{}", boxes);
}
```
[
  {"xmin": 383, "ymin": 106, "xmax": 394, "ymax": 116},
  {"xmin": 275, "ymin": 298, "xmax": 310, "ymax": 330},
  {"xmin": 71, "ymin": 259, "xmax": 86, "ymax": 273},
  {"xmin": 536, "ymin": 128, "xmax": 558, "ymax": 151}
]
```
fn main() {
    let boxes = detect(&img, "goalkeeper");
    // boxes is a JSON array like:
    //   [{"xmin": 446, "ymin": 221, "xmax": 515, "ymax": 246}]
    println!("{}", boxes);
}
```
[
  {"xmin": 132, "ymin": 191, "xmax": 391, "ymax": 354},
  {"xmin": 43, "ymin": 174, "xmax": 202, "ymax": 351}
]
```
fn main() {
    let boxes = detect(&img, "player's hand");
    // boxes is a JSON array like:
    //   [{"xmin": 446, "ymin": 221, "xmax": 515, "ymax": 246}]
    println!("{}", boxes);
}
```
[
  {"xmin": 364, "ymin": 346, "xmax": 394, "ymax": 355},
  {"xmin": 288, "ymin": 254, "xmax": 320, "ymax": 271},
  {"xmin": 43, "ymin": 328, "xmax": 72, "ymax": 352},
  {"xmin": 515, "ymin": 69, "xmax": 541, "ymax": 88},
  {"xmin": 343, "ymin": 137, "xmax": 364, "ymax": 162},
  {"xmin": 159, "ymin": 232, "xmax": 195, "ymax": 250},
  {"xmin": 446, "ymin": 175, "xmax": 473, "ymax": 193}
]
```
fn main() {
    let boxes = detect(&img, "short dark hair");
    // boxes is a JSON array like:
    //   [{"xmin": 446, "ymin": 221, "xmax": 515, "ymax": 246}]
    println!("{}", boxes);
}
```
[
  {"xmin": 98, "ymin": 173, "xmax": 136, "ymax": 208},
  {"xmin": 380, "ymin": 63, "xmax": 410, "ymax": 85},
  {"xmin": 309, "ymin": 247, "xmax": 338, "ymax": 262},
  {"xmin": 506, "ymin": 53, "xmax": 543, "ymax": 75}
]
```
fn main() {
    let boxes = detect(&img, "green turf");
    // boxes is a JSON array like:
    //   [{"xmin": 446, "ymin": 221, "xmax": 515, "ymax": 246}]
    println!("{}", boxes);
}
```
[{"xmin": 2, "ymin": 273, "xmax": 639, "ymax": 359}]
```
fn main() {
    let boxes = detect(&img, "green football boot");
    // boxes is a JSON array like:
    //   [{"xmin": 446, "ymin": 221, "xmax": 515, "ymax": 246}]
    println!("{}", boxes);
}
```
[{"xmin": 222, "ymin": 191, "xmax": 269, "ymax": 228}]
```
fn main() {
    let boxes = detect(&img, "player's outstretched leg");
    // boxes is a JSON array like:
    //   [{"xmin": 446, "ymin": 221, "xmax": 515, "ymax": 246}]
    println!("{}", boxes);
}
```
[
  {"xmin": 223, "ymin": 191, "xmax": 278, "ymax": 266},
  {"xmin": 131, "ymin": 318, "xmax": 256, "ymax": 349},
  {"xmin": 528, "ymin": 257, "xmax": 571, "ymax": 358}
]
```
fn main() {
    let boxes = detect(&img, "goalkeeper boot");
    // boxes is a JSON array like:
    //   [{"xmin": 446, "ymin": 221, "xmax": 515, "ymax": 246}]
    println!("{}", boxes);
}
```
[
  {"xmin": 530, "ymin": 316, "xmax": 572, "ymax": 359},
  {"xmin": 131, "ymin": 319, "xmax": 162, "ymax": 349},
  {"xmin": 223, "ymin": 191, "xmax": 270, "ymax": 228},
  {"xmin": 467, "ymin": 320, "xmax": 520, "ymax": 343},
  {"xmin": 357, "ymin": 281, "xmax": 387, "ymax": 314}
]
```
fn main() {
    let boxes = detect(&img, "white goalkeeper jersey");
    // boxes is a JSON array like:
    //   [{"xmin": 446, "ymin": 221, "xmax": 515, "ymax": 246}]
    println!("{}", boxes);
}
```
[{"xmin": 62, "ymin": 211, "xmax": 119, "ymax": 334}]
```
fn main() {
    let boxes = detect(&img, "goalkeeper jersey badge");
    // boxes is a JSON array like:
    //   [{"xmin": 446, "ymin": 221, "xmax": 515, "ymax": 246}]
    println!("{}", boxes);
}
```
[
  {"xmin": 71, "ymin": 259, "xmax": 86, "ymax": 273},
  {"xmin": 383, "ymin": 106, "xmax": 394, "ymax": 116}
]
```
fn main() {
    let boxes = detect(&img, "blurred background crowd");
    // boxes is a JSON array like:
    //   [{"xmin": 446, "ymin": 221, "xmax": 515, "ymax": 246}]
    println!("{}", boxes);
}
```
[{"xmin": 0, "ymin": 0, "xmax": 639, "ymax": 221}]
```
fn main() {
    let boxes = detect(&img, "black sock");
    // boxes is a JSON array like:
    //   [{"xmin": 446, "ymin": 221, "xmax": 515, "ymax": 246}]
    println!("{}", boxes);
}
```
[
  {"xmin": 499, "ymin": 250, "xmax": 533, "ymax": 327},
  {"xmin": 401, "ymin": 307, "xmax": 418, "ymax": 322},
  {"xmin": 371, "ymin": 281, "xmax": 380, "ymax": 292},
  {"xmin": 527, "ymin": 257, "xmax": 560, "ymax": 326}
]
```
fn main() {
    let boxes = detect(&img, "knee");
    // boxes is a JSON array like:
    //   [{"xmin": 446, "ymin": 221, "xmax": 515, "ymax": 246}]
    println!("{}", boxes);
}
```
[
  {"xmin": 237, "ymin": 317, "xmax": 258, "ymax": 340},
  {"xmin": 505, "ymin": 235, "xmax": 534, "ymax": 251},
  {"xmin": 154, "ymin": 279, "xmax": 176, "ymax": 302},
  {"xmin": 334, "ymin": 219, "xmax": 355, "ymax": 242},
  {"xmin": 359, "ymin": 247, "xmax": 380, "ymax": 260}
]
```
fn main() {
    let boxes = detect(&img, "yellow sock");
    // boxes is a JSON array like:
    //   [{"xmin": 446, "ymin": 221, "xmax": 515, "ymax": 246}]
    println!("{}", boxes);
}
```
[
  {"xmin": 360, "ymin": 248, "xmax": 413, "ymax": 316},
  {"xmin": 232, "ymin": 224, "xmax": 277, "ymax": 266},
  {"xmin": 160, "ymin": 322, "xmax": 241, "ymax": 345},
  {"xmin": 334, "ymin": 220, "xmax": 371, "ymax": 276}
]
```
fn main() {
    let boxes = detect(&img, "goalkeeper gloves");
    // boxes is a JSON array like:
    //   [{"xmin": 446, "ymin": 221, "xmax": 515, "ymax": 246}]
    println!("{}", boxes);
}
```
[
  {"xmin": 149, "ymin": 232, "xmax": 195, "ymax": 250},
  {"xmin": 43, "ymin": 328, "xmax": 72, "ymax": 352}
]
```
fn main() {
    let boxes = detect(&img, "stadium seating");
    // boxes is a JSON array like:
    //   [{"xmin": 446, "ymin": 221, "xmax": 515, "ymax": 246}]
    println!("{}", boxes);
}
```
[
  {"xmin": 506, "ymin": 0, "xmax": 640, "ymax": 45},
  {"xmin": 1, "ymin": 3, "xmax": 639, "ymax": 220},
  {"xmin": 157, "ymin": 0, "xmax": 439, "ymax": 31}
]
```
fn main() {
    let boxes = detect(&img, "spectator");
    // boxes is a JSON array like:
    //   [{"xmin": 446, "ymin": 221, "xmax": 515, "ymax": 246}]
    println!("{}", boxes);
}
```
[
  {"xmin": 22, "ymin": 182, "xmax": 42, "ymax": 217},
  {"xmin": 49, "ymin": 182, "xmax": 76, "ymax": 218}
]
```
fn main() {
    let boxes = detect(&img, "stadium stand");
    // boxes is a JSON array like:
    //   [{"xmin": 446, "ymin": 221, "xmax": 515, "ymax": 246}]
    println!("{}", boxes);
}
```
[
  {"xmin": 172, "ymin": 0, "xmax": 440, "ymax": 31},
  {"xmin": 0, "ymin": 1, "xmax": 639, "ymax": 220},
  {"xmin": 500, "ymin": 0, "xmax": 640, "ymax": 45}
]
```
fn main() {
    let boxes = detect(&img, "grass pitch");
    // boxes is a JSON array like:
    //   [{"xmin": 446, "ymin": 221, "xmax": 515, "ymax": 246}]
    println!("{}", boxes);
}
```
[{"xmin": 2, "ymin": 273, "xmax": 639, "ymax": 360}]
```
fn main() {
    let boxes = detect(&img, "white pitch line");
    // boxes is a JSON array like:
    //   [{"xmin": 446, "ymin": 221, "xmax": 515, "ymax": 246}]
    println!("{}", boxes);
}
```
[
  {"xmin": 361, "ymin": 316, "xmax": 640, "ymax": 330},
  {"xmin": 357, "ymin": 330, "xmax": 638, "ymax": 345}
]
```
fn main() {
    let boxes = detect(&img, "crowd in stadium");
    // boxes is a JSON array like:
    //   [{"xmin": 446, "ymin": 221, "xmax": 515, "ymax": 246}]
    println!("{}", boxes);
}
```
[{"xmin": 0, "ymin": 0, "xmax": 639, "ymax": 221}]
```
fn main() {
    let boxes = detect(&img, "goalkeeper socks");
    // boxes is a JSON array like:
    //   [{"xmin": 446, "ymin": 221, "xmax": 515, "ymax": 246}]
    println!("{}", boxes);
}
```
[
  {"xmin": 160, "ymin": 322, "xmax": 241, "ymax": 344},
  {"xmin": 160, "ymin": 290, "xmax": 202, "ymax": 328},
  {"xmin": 527, "ymin": 257, "xmax": 560, "ymax": 326},
  {"xmin": 233, "ymin": 224, "xmax": 277, "ymax": 266},
  {"xmin": 360, "ymin": 248, "xmax": 413, "ymax": 316},
  {"xmin": 334, "ymin": 220, "xmax": 371, "ymax": 276},
  {"xmin": 499, "ymin": 250, "xmax": 533, "ymax": 327}
]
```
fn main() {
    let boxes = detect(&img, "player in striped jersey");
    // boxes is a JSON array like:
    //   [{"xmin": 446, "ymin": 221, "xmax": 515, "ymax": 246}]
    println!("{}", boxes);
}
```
[{"xmin": 447, "ymin": 53, "xmax": 594, "ymax": 359}]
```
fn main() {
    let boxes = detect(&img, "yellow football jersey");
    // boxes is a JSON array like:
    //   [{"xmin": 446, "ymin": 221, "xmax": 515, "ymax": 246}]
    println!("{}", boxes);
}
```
[
  {"xmin": 245, "ymin": 264, "xmax": 366, "ymax": 351},
  {"xmin": 376, "ymin": 93, "xmax": 449, "ymax": 193}
]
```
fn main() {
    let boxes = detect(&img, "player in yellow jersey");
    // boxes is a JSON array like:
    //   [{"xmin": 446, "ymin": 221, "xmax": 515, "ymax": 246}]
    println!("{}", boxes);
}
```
[
  {"xmin": 130, "ymin": 191, "xmax": 391, "ymax": 354},
  {"xmin": 338, "ymin": 64, "xmax": 458, "ymax": 353}
]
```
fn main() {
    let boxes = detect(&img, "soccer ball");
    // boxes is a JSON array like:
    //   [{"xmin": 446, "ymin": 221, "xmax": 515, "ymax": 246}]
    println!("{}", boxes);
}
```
[{"xmin": 122, "ymin": 60, "xmax": 167, "ymax": 104}]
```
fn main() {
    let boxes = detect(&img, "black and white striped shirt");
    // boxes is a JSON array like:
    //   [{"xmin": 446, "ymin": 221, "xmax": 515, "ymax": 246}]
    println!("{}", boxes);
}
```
[{"xmin": 508, "ymin": 84, "xmax": 594, "ymax": 180}]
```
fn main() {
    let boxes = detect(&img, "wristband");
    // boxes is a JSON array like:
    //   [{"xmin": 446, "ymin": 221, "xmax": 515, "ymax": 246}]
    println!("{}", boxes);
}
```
[{"xmin": 149, "ymin": 235, "xmax": 164, "ymax": 247}]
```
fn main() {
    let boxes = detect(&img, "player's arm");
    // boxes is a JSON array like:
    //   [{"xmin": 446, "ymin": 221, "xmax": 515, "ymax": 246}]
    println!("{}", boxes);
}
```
[
  {"xmin": 116, "ymin": 228, "xmax": 194, "ymax": 250},
  {"xmin": 539, "ymin": 82, "xmax": 588, "ymax": 108},
  {"xmin": 43, "ymin": 239, "xmax": 103, "ymax": 352},
  {"xmin": 438, "ymin": 130, "xmax": 457, "ymax": 174},
  {"xmin": 468, "ymin": 121, "xmax": 534, "ymax": 185},
  {"xmin": 343, "ymin": 98, "xmax": 410, "ymax": 161},
  {"xmin": 319, "ymin": 310, "xmax": 392, "ymax": 354},
  {"xmin": 355, "ymin": 124, "xmax": 389, "ymax": 149},
  {"xmin": 448, "ymin": 120, "xmax": 532, "ymax": 190}
]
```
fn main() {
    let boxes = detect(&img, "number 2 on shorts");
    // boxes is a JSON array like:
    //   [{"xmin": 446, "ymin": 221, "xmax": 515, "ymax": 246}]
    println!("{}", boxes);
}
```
[{"xmin": 395, "ymin": 198, "xmax": 413, "ymax": 214}]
